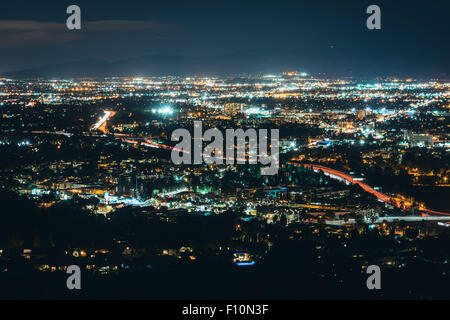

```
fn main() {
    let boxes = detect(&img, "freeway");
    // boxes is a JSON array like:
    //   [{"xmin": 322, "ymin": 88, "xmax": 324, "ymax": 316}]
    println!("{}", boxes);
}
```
[
  {"xmin": 291, "ymin": 163, "xmax": 450, "ymax": 216},
  {"xmin": 326, "ymin": 215, "xmax": 450, "ymax": 226},
  {"xmin": 88, "ymin": 133, "xmax": 450, "ymax": 217},
  {"xmin": 13, "ymin": 126, "xmax": 449, "ymax": 217},
  {"xmin": 92, "ymin": 110, "xmax": 116, "ymax": 133}
]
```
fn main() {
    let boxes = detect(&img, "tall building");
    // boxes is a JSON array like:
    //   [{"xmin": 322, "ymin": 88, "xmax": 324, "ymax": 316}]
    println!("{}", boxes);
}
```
[{"xmin": 406, "ymin": 131, "xmax": 433, "ymax": 147}]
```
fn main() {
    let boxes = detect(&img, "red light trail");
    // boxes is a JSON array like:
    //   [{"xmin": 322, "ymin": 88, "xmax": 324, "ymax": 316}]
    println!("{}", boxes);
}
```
[{"xmin": 290, "ymin": 163, "xmax": 450, "ymax": 216}]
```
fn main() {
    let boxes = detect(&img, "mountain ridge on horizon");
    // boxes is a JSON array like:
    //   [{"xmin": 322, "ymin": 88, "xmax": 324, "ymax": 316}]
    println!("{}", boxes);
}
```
[{"xmin": 2, "ymin": 51, "xmax": 448, "ymax": 79}]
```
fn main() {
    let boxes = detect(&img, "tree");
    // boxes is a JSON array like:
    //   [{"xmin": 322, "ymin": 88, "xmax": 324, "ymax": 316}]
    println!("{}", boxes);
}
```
[
  {"xmin": 279, "ymin": 214, "xmax": 287, "ymax": 226},
  {"xmin": 272, "ymin": 215, "xmax": 279, "ymax": 224}
]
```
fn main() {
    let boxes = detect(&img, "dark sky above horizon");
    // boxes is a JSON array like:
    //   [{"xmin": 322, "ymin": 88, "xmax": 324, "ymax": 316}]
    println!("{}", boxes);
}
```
[{"xmin": 0, "ymin": 0, "xmax": 448, "ymax": 77}]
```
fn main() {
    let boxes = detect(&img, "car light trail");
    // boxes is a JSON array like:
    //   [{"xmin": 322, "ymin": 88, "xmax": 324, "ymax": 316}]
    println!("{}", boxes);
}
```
[{"xmin": 290, "ymin": 162, "xmax": 450, "ymax": 216}]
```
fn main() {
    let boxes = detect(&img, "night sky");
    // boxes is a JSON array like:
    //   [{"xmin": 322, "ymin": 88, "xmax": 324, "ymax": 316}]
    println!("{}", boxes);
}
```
[{"xmin": 0, "ymin": 0, "xmax": 448, "ymax": 77}]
